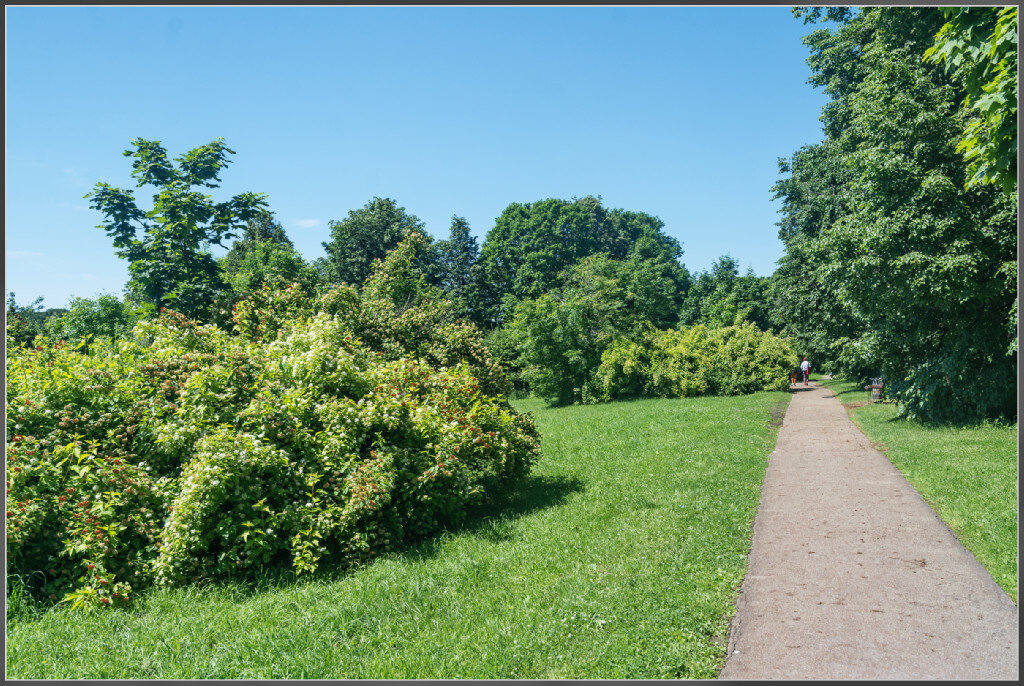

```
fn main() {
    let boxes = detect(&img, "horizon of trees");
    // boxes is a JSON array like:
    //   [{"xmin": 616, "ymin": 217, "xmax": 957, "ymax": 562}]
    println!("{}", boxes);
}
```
[{"xmin": 8, "ymin": 6, "xmax": 1016, "ymax": 423}]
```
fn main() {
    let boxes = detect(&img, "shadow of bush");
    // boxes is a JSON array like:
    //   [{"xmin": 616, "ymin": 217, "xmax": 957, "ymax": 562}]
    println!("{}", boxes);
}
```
[
  {"xmin": 407, "ymin": 473, "xmax": 586, "ymax": 552},
  {"xmin": 101, "ymin": 474, "xmax": 587, "ymax": 610}
]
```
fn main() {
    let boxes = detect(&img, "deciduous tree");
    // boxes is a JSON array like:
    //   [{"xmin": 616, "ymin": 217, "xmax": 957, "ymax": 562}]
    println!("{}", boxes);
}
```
[
  {"xmin": 85, "ymin": 138, "xmax": 268, "ymax": 319},
  {"xmin": 320, "ymin": 197, "xmax": 435, "ymax": 287},
  {"xmin": 775, "ymin": 7, "xmax": 1017, "ymax": 421},
  {"xmin": 476, "ymin": 196, "xmax": 686, "ymax": 324}
]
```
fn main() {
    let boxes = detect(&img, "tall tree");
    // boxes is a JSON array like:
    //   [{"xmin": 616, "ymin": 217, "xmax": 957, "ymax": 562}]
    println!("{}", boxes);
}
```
[
  {"xmin": 319, "ymin": 197, "xmax": 433, "ymax": 287},
  {"xmin": 85, "ymin": 138, "xmax": 268, "ymax": 319},
  {"xmin": 229, "ymin": 210, "xmax": 294, "ymax": 254},
  {"xmin": 680, "ymin": 256, "xmax": 774, "ymax": 331},
  {"xmin": 768, "ymin": 139, "xmax": 861, "ymax": 369},
  {"xmin": 220, "ymin": 211, "xmax": 320, "ymax": 294},
  {"xmin": 435, "ymin": 215, "xmax": 480, "ymax": 321},
  {"xmin": 775, "ymin": 7, "xmax": 1017, "ymax": 421},
  {"xmin": 621, "ymin": 234, "xmax": 691, "ymax": 330}
]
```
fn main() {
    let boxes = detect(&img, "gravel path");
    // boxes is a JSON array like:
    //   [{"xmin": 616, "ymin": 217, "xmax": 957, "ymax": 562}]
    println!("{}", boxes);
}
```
[{"xmin": 719, "ymin": 382, "xmax": 1018, "ymax": 680}]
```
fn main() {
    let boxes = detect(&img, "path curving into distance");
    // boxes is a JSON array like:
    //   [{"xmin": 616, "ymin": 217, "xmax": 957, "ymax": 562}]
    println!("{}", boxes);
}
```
[{"xmin": 719, "ymin": 382, "xmax": 1018, "ymax": 680}]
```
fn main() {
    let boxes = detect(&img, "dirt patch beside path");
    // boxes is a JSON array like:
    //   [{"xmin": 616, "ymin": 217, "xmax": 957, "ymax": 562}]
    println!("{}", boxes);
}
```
[{"xmin": 767, "ymin": 400, "xmax": 788, "ymax": 431}]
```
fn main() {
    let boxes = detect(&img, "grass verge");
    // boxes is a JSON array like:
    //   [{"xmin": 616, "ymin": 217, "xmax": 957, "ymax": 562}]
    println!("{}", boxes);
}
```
[
  {"xmin": 6, "ymin": 392, "xmax": 788, "ymax": 678},
  {"xmin": 820, "ymin": 378, "xmax": 1017, "ymax": 603}
]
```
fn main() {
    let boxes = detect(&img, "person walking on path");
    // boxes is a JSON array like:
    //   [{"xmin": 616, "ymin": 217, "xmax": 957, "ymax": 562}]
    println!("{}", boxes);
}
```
[
  {"xmin": 799, "ymin": 357, "xmax": 811, "ymax": 385},
  {"xmin": 720, "ymin": 384, "xmax": 1018, "ymax": 679}
]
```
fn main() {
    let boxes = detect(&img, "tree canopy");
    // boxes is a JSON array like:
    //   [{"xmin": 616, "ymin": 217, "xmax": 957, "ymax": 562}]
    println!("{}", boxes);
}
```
[
  {"xmin": 220, "ymin": 211, "xmax": 321, "ymax": 299},
  {"xmin": 680, "ymin": 256, "xmax": 774, "ymax": 332},
  {"xmin": 434, "ymin": 215, "xmax": 480, "ymax": 322},
  {"xmin": 319, "ymin": 197, "xmax": 433, "ymax": 287},
  {"xmin": 925, "ymin": 7, "xmax": 1017, "ymax": 191},
  {"xmin": 773, "ymin": 6, "xmax": 1017, "ymax": 421},
  {"xmin": 475, "ymin": 196, "xmax": 686, "ymax": 324}
]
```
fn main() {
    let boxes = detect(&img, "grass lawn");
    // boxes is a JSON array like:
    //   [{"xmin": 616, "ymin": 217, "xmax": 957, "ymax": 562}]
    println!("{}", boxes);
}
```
[
  {"xmin": 7, "ymin": 392, "xmax": 788, "ymax": 679},
  {"xmin": 819, "ymin": 378, "xmax": 1018, "ymax": 603}
]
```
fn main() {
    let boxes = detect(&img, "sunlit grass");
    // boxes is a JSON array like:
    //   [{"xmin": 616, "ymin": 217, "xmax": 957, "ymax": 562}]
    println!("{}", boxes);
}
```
[
  {"xmin": 821, "ymin": 378, "xmax": 1017, "ymax": 603},
  {"xmin": 6, "ymin": 392, "xmax": 789, "ymax": 678}
]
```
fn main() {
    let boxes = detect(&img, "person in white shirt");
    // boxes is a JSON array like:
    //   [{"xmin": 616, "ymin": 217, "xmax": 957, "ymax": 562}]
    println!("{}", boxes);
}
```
[{"xmin": 800, "ymin": 357, "xmax": 811, "ymax": 386}]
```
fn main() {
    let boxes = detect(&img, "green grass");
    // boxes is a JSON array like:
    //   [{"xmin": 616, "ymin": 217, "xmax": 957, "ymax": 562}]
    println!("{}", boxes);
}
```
[
  {"xmin": 6, "ymin": 392, "xmax": 789, "ymax": 679},
  {"xmin": 820, "ymin": 378, "xmax": 1017, "ymax": 603}
]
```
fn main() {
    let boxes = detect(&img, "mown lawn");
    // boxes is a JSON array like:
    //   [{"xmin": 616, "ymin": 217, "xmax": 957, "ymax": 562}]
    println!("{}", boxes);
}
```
[
  {"xmin": 820, "ymin": 378, "xmax": 1018, "ymax": 603},
  {"xmin": 7, "ymin": 392, "xmax": 789, "ymax": 679}
]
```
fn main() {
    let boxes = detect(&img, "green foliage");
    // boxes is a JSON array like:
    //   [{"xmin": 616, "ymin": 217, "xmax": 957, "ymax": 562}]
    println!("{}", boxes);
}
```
[
  {"xmin": 6, "ymin": 293, "xmax": 50, "ymax": 348},
  {"xmin": 319, "ymin": 197, "xmax": 436, "ymax": 288},
  {"xmin": 510, "ymin": 248, "xmax": 795, "ymax": 407},
  {"xmin": 44, "ymin": 293, "xmax": 147, "ymax": 352},
  {"xmin": 593, "ymin": 324, "xmax": 798, "ymax": 402},
  {"xmin": 620, "ymin": 236, "xmax": 691, "ymax": 329},
  {"xmin": 679, "ymin": 256, "xmax": 775, "ymax": 331},
  {"xmin": 511, "ymin": 292, "xmax": 609, "ymax": 405},
  {"xmin": 219, "ymin": 240, "xmax": 322, "ymax": 318},
  {"xmin": 219, "ymin": 211, "xmax": 321, "ymax": 301},
  {"xmin": 775, "ymin": 7, "xmax": 1017, "ymax": 421},
  {"xmin": 925, "ymin": 7, "xmax": 1017, "ymax": 192},
  {"xmin": 354, "ymin": 232, "xmax": 510, "ymax": 398},
  {"xmin": 475, "ymin": 196, "xmax": 686, "ymax": 324},
  {"xmin": 434, "ymin": 215, "xmax": 481, "ymax": 322},
  {"xmin": 766, "ymin": 239, "xmax": 868, "ymax": 375},
  {"xmin": 482, "ymin": 324, "xmax": 529, "ymax": 397},
  {"xmin": 228, "ymin": 233, "xmax": 509, "ymax": 398},
  {"xmin": 85, "ymin": 138, "xmax": 268, "ymax": 320},
  {"xmin": 6, "ymin": 246, "xmax": 539, "ymax": 608},
  {"xmin": 768, "ymin": 141, "xmax": 862, "ymax": 372},
  {"xmin": 231, "ymin": 210, "xmax": 295, "ymax": 250},
  {"xmin": 508, "ymin": 254, "xmax": 656, "ymax": 405}
]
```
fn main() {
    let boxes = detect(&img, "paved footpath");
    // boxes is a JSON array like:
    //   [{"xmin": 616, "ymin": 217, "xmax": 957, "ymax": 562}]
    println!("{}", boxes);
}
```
[{"xmin": 720, "ymin": 382, "xmax": 1018, "ymax": 680}]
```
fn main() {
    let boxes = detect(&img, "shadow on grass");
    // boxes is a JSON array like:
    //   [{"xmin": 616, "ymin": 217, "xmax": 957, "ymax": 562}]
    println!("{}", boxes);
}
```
[
  {"xmin": 106, "ymin": 474, "xmax": 588, "ymax": 608},
  {"xmin": 409, "ymin": 473, "xmax": 586, "ymax": 552}
]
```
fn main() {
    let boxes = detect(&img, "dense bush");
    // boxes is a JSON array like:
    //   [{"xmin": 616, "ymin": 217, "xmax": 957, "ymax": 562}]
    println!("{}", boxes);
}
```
[
  {"xmin": 592, "ymin": 324, "xmax": 798, "ymax": 402},
  {"xmin": 6, "ymin": 240, "xmax": 539, "ymax": 609}
]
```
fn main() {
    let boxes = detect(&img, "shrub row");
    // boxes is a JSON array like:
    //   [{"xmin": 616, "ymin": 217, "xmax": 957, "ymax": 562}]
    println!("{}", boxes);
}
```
[{"xmin": 592, "ymin": 323, "xmax": 798, "ymax": 402}]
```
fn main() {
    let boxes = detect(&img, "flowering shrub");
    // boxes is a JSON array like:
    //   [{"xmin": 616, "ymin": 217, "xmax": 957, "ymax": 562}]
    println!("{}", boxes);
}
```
[{"xmin": 6, "ymin": 277, "xmax": 539, "ymax": 608}]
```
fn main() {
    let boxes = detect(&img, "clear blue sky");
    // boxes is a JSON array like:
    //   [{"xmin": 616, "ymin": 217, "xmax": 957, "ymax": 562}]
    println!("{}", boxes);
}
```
[{"xmin": 6, "ymin": 5, "xmax": 831, "ymax": 310}]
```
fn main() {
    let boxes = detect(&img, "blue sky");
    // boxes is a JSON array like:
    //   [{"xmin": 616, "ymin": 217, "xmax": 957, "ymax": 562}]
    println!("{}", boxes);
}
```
[{"xmin": 6, "ymin": 5, "xmax": 831, "ymax": 309}]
